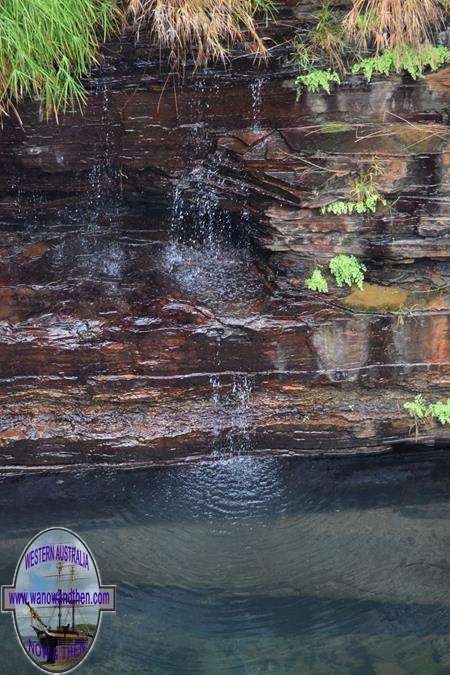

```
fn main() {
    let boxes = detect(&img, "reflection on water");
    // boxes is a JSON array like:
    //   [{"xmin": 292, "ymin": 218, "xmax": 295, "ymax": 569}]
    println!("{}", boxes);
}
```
[{"xmin": 1, "ymin": 450, "xmax": 450, "ymax": 674}]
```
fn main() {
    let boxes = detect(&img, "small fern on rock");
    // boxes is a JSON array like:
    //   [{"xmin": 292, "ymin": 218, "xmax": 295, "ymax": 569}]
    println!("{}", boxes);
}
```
[
  {"xmin": 404, "ymin": 395, "xmax": 428, "ymax": 422},
  {"xmin": 305, "ymin": 268, "xmax": 329, "ymax": 293},
  {"xmin": 428, "ymin": 399, "xmax": 450, "ymax": 425},
  {"xmin": 403, "ymin": 395, "xmax": 450, "ymax": 437},
  {"xmin": 321, "ymin": 159, "xmax": 387, "ymax": 216},
  {"xmin": 352, "ymin": 45, "xmax": 450, "ymax": 82},
  {"xmin": 320, "ymin": 189, "xmax": 386, "ymax": 215},
  {"xmin": 295, "ymin": 69, "xmax": 340, "ymax": 100},
  {"xmin": 329, "ymin": 254, "xmax": 366, "ymax": 290},
  {"xmin": 404, "ymin": 394, "xmax": 429, "ymax": 437}
]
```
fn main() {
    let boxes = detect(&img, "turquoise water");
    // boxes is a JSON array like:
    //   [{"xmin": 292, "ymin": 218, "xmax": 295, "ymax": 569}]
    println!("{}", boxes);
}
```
[{"xmin": 1, "ymin": 450, "xmax": 450, "ymax": 674}]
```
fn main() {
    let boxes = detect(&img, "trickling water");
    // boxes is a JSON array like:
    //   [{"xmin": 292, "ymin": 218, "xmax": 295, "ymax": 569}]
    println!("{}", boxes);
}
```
[
  {"xmin": 209, "ymin": 373, "xmax": 254, "ymax": 455},
  {"xmin": 250, "ymin": 77, "xmax": 264, "ymax": 132},
  {"xmin": 85, "ymin": 78, "xmax": 119, "ymax": 227},
  {"xmin": 12, "ymin": 173, "xmax": 45, "ymax": 231},
  {"xmin": 163, "ymin": 162, "xmax": 261, "ymax": 308},
  {"xmin": 162, "ymin": 153, "xmax": 259, "ymax": 457},
  {"xmin": 227, "ymin": 373, "xmax": 253, "ymax": 453},
  {"xmin": 163, "ymin": 73, "xmax": 264, "ymax": 313}
]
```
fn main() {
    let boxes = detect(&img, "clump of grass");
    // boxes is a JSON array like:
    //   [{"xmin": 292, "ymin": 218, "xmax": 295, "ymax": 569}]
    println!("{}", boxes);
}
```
[
  {"xmin": 353, "ymin": 45, "xmax": 450, "ymax": 81},
  {"xmin": 312, "ymin": 1, "xmax": 348, "ymax": 73},
  {"xmin": 305, "ymin": 268, "xmax": 329, "ymax": 293},
  {"xmin": 127, "ymin": 0, "xmax": 274, "ymax": 69},
  {"xmin": 329, "ymin": 254, "xmax": 366, "ymax": 289},
  {"xmin": 293, "ymin": 2, "xmax": 348, "ymax": 73},
  {"xmin": 292, "ymin": 1, "xmax": 345, "ymax": 99},
  {"xmin": 321, "ymin": 158, "xmax": 387, "ymax": 215},
  {"xmin": 344, "ymin": 0, "xmax": 447, "ymax": 53},
  {"xmin": 0, "ymin": 0, "xmax": 120, "ymax": 120}
]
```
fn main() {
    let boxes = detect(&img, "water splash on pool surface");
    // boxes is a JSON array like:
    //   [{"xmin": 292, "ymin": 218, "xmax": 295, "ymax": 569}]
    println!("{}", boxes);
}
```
[
  {"xmin": 163, "ymin": 164, "xmax": 262, "ymax": 309},
  {"xmin": 208, "ymin": 373, "xmax": 254, "ymax": 456}
]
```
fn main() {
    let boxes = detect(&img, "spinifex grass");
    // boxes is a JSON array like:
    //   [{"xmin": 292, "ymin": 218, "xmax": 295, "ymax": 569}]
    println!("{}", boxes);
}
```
[
  {"xmin": 127, "ymin": 0, "xmax": 274, "ymax": 68},
  {"xmin": 0, "ymin": 0, "xmax": 120, "ymax": 120},
  {"xmin": 344, "ymin": 0, "xmax": 446, "ymax": 52}
]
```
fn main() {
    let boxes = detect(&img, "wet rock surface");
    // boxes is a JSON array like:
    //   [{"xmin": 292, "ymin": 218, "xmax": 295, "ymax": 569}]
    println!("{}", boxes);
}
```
[{"xmin": 0, "ymin": 6, "xmax": 448, "ymax": 469}]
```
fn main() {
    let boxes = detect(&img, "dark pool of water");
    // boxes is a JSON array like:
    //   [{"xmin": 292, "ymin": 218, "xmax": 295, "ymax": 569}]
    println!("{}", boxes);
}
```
[{"xmin": 1, "ymin": 450, "xmax": 450, "ymax": 674}]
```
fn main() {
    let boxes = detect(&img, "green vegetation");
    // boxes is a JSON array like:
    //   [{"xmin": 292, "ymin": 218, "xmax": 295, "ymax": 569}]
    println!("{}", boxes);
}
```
[
  {"xmin": 127, "ymin": 0, "xmax": 275, "ymax": 68},
  {"xmin": 428, "ymin": 399, "xmax": 450, "ymax": 426},
  {"xmin": 1, "ymin": 0, "xmax": 449, "ymax": 119},
  {"xmin": 304, "ymin": 254, "xmax": 369, "ymax": 295},
  {"xmin": 404, "ymin": 395, "xmax": 428, "ymax": 424},
  {"xmin": 311, "ymin": 1, "xmax": 347, "ymax": 72},
  {"xmin": 320, "ymin": 190, "xmax": 386, "ymax": 215},
  {"xmin": 353, "ymin": 45, "xmax": 450, "ymax": 82},
  {"xmin": 404, "ymin": 394, "xmax": 428, "ymax": 437},
  {"xmin": 292, "ymin": 0, "xmax": 450, "ymax": 100},
  {"xmin": 345, "ymin": 0, "xmax": 447, "ymax": 53},
  {"xmin": 295, "ymin": 69, "xmax": 340, "ymax": 99},
  {"xmin": 404, "ymin": 396, "xmax": 450, "ymax": 436},
  {"xmin": 0, "ymin": 0, "xmax": 119, "ymax": 119},
  {"xmin": 0, "ymin": 0, "xmax": 275, "ymax": 118},
  {"xmin": 321, "ymin": 159, "xmax": 387, "ymax": 216},
  {"xmin": 292, "ymin": 1, "xmax": 344, "ymax": 99},
  {"xmin": 305, "ymin": 269, "xmax": 329, "ymax": 293},
  {"xmin": 292, "ymin": 1, "xmax": 347, "ymax": 73},
  {"xmin": 329, "ymin": 254, "xmax": 366, "ymax": 290},
  {"xmin": 250, "ymin": 0, "xmax": 276, "ymax": 17}
]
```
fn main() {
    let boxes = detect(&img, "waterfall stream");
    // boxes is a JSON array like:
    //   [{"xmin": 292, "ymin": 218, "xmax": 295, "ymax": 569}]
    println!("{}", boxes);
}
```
[
  {"xmin": 163, "ymin": 130, "xmax": 259, "ymax": 457},
  {"xmin": 250, "ymin": 77, "xmax": 264, "ymax": 132}
]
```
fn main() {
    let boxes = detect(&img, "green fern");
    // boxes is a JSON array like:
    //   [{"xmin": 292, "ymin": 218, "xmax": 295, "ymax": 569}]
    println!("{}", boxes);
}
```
[
  {"xmin": 295, "ymin": 69, "xmax": 340, "ymax": 100},
  {"xmin": 305, "ymin": 268, "xmax": 329, "ymax": 293},
  {"xmin": 404, "ymin": 395, "xmax": 428, "ymax": 422},
  {"xmin": 329, "ymin": 254, "xmax": 366, "ymax": 289},
  {"xmin": 403, "ymin": 396, "xmax": 450, "ymax": 433},
  {"xmin": 428, "ymin": 399, "xmax": 450, "ymax": 425},
  {"xmin": 352, "ymin": 45, "xmax": 450, "ymax": 82},
  {"xmin": 321, "ymin": 159, "xmax": 387, "ymax": 216},
  {"xmin": 404, "ymin": 394, "xmax": 428, "ymax": 437},
  {"xmin": 320, "ymin": 190, "xmax": 386, "ymax": 215}
]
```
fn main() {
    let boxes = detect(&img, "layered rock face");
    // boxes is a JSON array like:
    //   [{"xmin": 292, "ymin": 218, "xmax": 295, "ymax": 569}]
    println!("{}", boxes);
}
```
[{"xmin": 0, "ymin": 4, "xmax": 448, "ymax": 469}]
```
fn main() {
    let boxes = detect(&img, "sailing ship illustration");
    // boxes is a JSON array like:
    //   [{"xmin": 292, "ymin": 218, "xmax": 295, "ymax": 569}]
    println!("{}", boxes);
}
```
[{"xmin": 25, "ymin": 560, "xmax": 95, "ymax": 668}]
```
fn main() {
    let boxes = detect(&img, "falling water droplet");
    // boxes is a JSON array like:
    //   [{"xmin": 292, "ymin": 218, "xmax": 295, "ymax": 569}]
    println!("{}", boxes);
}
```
[{"xmin": 250, "ymin": 77, "xmax": 264, "ymax": 132}]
